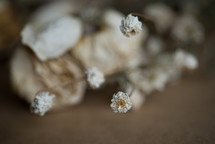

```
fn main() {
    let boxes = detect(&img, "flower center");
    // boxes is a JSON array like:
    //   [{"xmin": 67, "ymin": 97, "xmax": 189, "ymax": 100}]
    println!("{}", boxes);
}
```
[
  {"xmin": 117, "ymin": 99, "xmax": 125, "ymax": 107},
  {"xmin": 130, "ymin": 29, "xmax": 136, "ymax": 34}
]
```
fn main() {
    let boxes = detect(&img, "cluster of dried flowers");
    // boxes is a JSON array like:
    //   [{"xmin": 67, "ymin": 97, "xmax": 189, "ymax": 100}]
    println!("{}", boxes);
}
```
[{"xmin": 10, "ymin": 1, "xmax": 203, "ymax": 116}]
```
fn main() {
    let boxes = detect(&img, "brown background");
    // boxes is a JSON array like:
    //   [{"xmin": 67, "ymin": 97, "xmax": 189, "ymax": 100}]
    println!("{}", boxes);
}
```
[{"xmin": 1, "ymin": 62, "xmax": 215, "ymax": 144}]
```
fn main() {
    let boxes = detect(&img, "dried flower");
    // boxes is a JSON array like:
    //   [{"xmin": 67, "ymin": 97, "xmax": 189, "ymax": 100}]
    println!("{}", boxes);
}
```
[
  {"xmin": 110, "ymin": 91, "xmax": 132, "ymax": 113},
  {"xmin": 86, "ymin": 67, "xmax": 105, "ymax": 89},
  {"xmin": 185, "ymin": 54, "xmax": 198, "ymax": 70},
  {"xmin": 155, "ymin": 54, "xmax": 181, "ymax": 82},
  {"xmin": 174, "ymin": 49, "xmax": 198, "ymax": 70},
  {"xmin": 21, "ymin": 16, "xmax": 82, "ymax": 61},
  {"xmin": 144, "ymin": 3, "xmax": 175, "ymax": 33},
  {"xmin": 120, "ymin": 14, "xmax": 142, "ymax": 37},
  {"xmin": 172, "ymin": 15, "xmax": 204, "ymax": 43},
  {"xmin": 128, "ymin": 68, "xmax": 169, "ymax": 94},
  {"xmin": 31, "ymin": 91, "xmax": 55, "ymax": 116}
]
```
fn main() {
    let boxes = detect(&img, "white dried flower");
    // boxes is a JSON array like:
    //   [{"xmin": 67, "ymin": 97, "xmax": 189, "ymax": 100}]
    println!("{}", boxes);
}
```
[
  {"xmin": 144, "ymin": 3, "xmax": 175, "ymax": 33},
  {"xmin": 128, "ymin": 68, "xmax": 169, "ymax": 94},
  {"xmin": 21, "ymin": 16, "xmax": 82, "ymax": 61},
  {"xmin": 155, "ymin": 54, "xmax": 181, "ymax": 82},
  {"xmin": 31, "ymin": 91, "xmax": 55, "ymax": 116},
  {"xmin": 144, "ymin": 69, "xmax": 169, "ymax": 93},
  {"xmin": 86, "ymin": 67, "xmax": 105, "ymax": 89},
  {"xmin": 172, "ymin": 15, "xmax": 204, "ymax": 43},
  {"xmin": 120, "ymin": 14, "xmax": 142, "ymax": 37},
  {"xmin": 174, "ymin": 50, "xmax": 187, "ymax": 70},
  {"xmin": 110, "ymin": 91, "xmax": 132, "ymax": 113},
  {"xmin": 185, "ymin": 54, "xmax": 198, "ymax": 70},
  {"xmin": 174, "ymin": 49, "xmax": 198, "ymax": 70}
]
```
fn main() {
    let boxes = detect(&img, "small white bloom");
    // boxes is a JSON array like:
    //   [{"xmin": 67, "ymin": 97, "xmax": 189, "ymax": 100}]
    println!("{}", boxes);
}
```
[
  {"xmin": 185, "ymin": 54, "xmax": 198, "ymax": 70},
  {"xmin": 174, "ymin": 49, "xmax": 198, "ymax": 70},
  {"xmin": 86, "ymin": 67, "xmax": 105, "ymax": 89},
  {"xmin": 120, "ymin": 14, "xmax": 142, "ymax": 37},
  {"xmin": 143, "ymin": 69, "xmax": 169, "ymax": 93},
  {"xmin": 172, "ymin": 15, "xmax": 204, "ymax": 43},
  {"xmin": 128, "ymin": 68, "xmax": 169, "ymax": 94},
  {"xmin": 155, "ymin": 54, "xmax": 181, "ymax": 82},
  {"xmin": 174, "ymin": 49, "xmax": 186, "ymax": 69},
  {"xmin": 144, "ymin": 3, "xmax": 175, "ymax": 33},
  {"xmin": 31, "ymin": 91, "xmax": 55, "ymax": 116},
  {"xmin": 110, "ymin": 91, "xmax": 132, "ymax": 113}
]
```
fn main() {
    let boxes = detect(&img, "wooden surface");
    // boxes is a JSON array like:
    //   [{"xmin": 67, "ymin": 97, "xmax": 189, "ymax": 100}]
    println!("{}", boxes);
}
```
[{"xmin": 0, "ymin": 62, "xmax": 215, "ymax": 144}]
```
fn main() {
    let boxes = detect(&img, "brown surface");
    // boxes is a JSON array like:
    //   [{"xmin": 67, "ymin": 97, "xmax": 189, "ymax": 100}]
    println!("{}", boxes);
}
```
[{"xmin": 0, "ymin": 62, "xmax": 215, "ymax": 144}]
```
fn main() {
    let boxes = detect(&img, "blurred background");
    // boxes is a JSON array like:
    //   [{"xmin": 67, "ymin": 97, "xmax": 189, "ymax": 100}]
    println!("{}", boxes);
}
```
[
  {"xmin": 0, "ymin": 0, "xmax": 215, "ymax": 144},
  {"xmin": 1, "ymin": 0, "xmax": 215, "ymax": 75}
]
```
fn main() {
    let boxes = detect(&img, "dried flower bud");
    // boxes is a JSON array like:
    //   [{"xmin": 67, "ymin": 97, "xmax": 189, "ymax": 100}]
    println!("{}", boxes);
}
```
[
  {"xmin": 31, "ymin": 91, "xmax": 55, "ymax": 116},
  {"xmin": 185, "ymin": 54, "xmax": 198, "ymax": 70},
  {"xmin": 120, "ymin": 14, "xmax": 142, "ymax": 37},
  {"xmin": 144, "ymin": 3, "xmax": 175, "ymax": 33},
  {"xmin": 174, "ymin": 49, "xmax": 198, "ymax": 70},
  {"xmin": 86, "ymin": 67, "xmax": 105, "ymax": 89},
  {"xmin": 128, "ymin": 68, "xmax": 169, "ymax": 94},
  {"xmin": 110, "ymin": 91, "xmax": 132, "ymax": 113},
  {"xmin": 172, "ymin": 15, "xmax": 204, "ymax": 43}
]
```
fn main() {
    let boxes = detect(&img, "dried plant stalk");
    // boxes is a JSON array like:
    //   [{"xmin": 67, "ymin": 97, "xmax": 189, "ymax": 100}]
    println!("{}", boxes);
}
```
[{"xmin": 11, "ymin": 46, "xmax": 86, "ymax": 111}]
